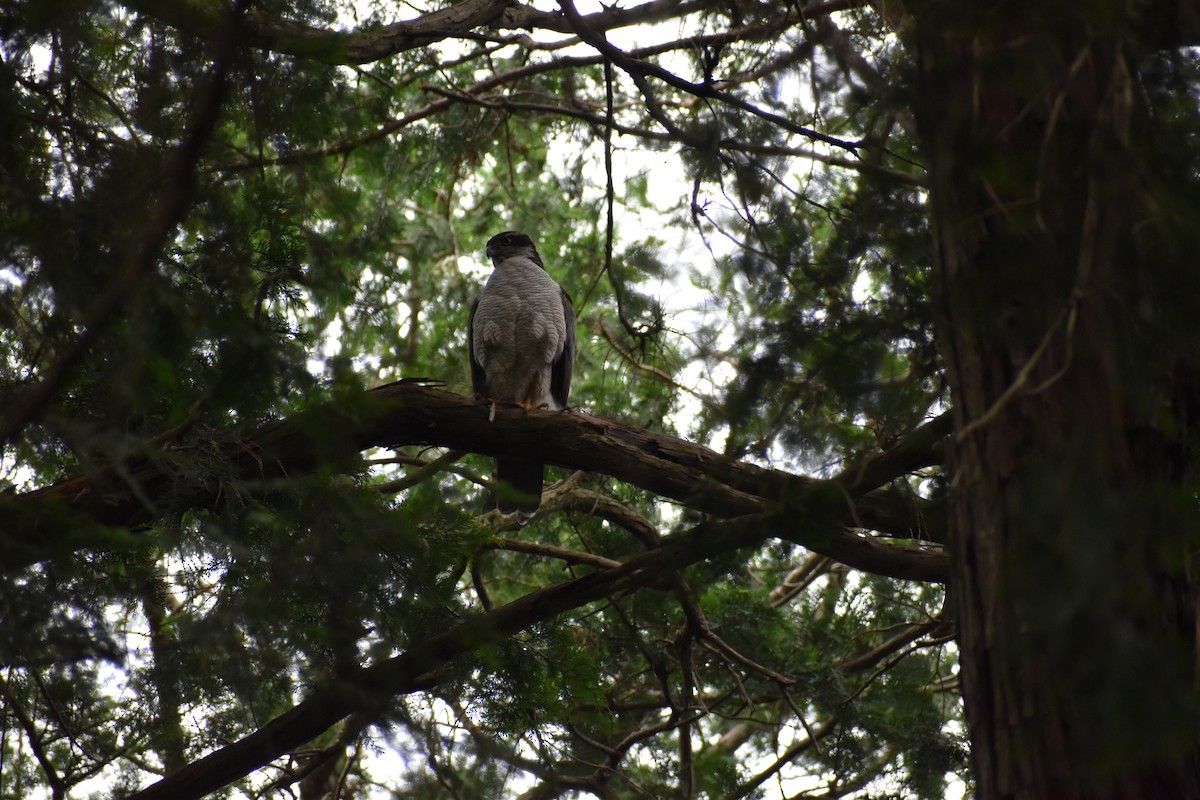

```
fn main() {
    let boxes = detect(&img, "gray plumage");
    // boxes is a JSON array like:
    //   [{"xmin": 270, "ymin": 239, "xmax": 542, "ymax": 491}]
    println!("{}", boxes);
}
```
[{"xmin": 468, "ymin": 231, "xmax": 575, "ymax": 520}]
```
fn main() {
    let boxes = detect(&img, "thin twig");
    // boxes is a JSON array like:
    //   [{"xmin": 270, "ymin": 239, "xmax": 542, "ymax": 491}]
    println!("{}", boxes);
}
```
[{"xmin": 557, "ymin": 0, "xmax": 863, "ymax": 153}]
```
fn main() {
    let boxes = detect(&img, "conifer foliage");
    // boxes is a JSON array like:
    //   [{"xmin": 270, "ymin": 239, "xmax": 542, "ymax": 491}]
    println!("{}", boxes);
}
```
[{"xmin": 0, "ymin": 1, "xmax": 1197, "ymax": 799}]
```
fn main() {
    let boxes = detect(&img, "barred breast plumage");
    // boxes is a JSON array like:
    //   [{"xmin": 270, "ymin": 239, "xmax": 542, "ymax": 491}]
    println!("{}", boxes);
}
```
[{"xmin": 468, "ymin": 231, "xmax": 576, "ymax": 521}]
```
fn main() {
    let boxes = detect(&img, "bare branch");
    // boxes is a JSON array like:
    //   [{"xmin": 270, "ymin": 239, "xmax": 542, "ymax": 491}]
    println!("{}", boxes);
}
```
[
  {"xmin": 721, "ymin": 716, "xmax": 838, "ymax": 800},
  {"xmin": 556, "ymin": 0, "xmax": 863, "ymax": 153},
  {"xmin": 551, "ymin": 485, "xmax": 662, "ymax": 548},
  {"xmin": 373, "ymin": 449, "xmax": 466, "ymax": 494},
  {"xmin": 489, "ymin": 537, "xmax": 621, "ymax": 570},
  {"xmin": 836, "ymin": 618, "xmax": 949, "ymax": 672}
]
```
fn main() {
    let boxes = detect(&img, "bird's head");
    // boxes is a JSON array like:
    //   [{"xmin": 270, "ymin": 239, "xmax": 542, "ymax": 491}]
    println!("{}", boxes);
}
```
[{"xmin": 486, "ymin": 231, "xmax": 544, "ymax": 268}]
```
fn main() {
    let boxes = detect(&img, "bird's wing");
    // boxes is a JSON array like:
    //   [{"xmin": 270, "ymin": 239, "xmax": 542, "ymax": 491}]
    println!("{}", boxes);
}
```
[
  {"xmin": 551, "ymin": 287, "xmax": 575, "ymax": 409},
  {"xmin": 467, "ymin": 296, "xmax": 487, "ymax": 396}
]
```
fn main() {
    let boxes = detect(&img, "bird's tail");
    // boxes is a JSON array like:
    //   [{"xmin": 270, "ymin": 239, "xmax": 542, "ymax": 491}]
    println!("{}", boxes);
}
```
[{"xmin": 495, "ymin": 457, "xmax": 543, "ymax": 523}]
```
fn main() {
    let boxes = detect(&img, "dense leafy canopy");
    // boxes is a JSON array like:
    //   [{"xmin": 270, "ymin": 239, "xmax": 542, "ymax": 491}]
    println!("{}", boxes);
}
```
[{"xmin": 6, "ymin": 0, "xmax": 1193, "ymax": 798}]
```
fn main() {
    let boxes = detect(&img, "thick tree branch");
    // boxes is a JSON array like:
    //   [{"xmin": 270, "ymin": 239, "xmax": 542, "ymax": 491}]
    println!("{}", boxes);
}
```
[
  {"xmin": 120, "ymin": 0, "xmax": 867, "ymax": 66},
  {"xmin": 121, "ymin": 0, "xmax": 512, "ymax": 64},
  {"xmin": 3, "ymin": 383, "xmax": 946, "ymax": 580}
]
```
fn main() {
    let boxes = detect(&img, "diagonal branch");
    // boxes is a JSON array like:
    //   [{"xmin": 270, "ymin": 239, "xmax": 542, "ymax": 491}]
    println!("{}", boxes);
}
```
[
  {"xmin": 556, "ymin": 0, "xmax": 863, "ymax": 153},
  {"xmin": 127, "ymin": 509, "xmax": 781, "ymax": 800}
]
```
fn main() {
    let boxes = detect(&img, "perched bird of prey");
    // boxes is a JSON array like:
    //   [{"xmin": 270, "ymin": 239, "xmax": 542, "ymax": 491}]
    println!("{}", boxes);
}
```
[{"xmin": 468, "ymin": 231, "xmax": 575, "ymax": 520}]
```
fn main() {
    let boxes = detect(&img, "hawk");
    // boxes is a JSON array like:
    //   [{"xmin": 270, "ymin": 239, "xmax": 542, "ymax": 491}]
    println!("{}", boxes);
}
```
[{"xmin": 468, "ymin": 231, "xmax": 575, "ymax": 520}]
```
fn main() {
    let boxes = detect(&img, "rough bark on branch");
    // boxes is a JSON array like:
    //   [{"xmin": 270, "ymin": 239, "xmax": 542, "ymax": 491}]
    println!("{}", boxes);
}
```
[
  {"xmin": 122, "ymin": 0, "xmax": 513, "ymax": 64},
  {"xmin": 2, "ymin": 382, "xmax": 946, "ymax": 580},
  {"xmin": 119, "ymin": 0, "xmax": 866, "ymax": 65}
]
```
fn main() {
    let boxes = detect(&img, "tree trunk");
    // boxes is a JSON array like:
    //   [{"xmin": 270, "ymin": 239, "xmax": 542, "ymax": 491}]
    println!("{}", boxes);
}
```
[{"xmin": 913, "ymin": 2, "xmax": 1200, "ymax": 797}]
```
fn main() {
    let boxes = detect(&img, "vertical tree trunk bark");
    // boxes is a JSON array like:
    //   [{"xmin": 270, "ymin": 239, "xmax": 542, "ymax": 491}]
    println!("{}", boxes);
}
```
[{"xmin": 911, "ymin": 2, "xmax": 1200, "ymax": 797}]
